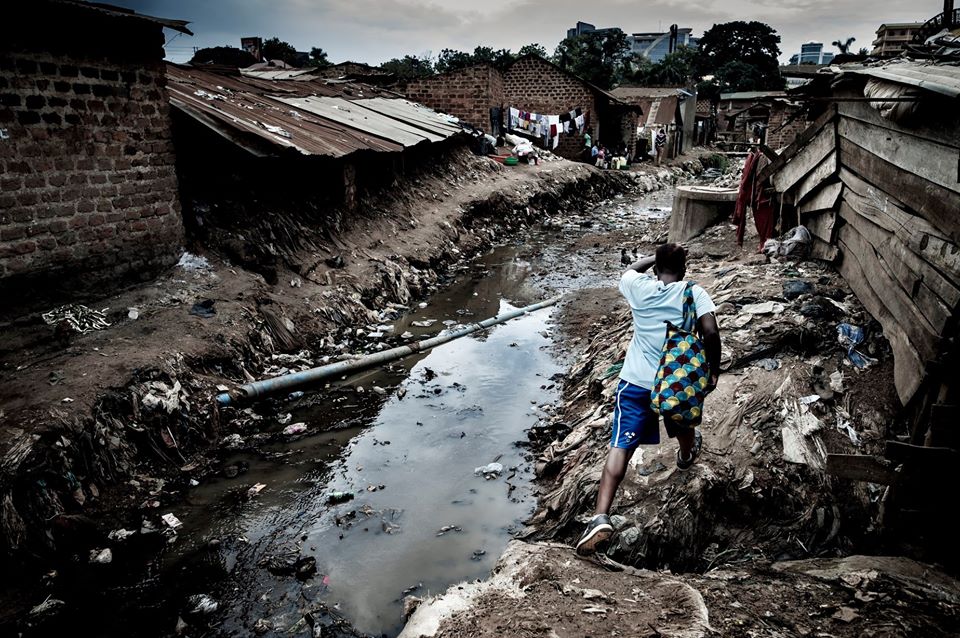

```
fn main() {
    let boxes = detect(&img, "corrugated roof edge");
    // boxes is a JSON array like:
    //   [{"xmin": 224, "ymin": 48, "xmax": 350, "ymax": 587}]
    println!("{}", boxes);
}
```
[
  {"xmin": 844, "ymin": 61, "xmax": 960, "ymax": 99},
  {"xmin": 56, "ymin": 0, "xmax": 192, "ymax": 34}
]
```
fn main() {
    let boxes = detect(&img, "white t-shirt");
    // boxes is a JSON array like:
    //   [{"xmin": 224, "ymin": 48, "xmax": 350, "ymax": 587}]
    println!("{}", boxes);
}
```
[{"xmin": 619, "ymin": 270, "xmax": 716, "ymax": 389}]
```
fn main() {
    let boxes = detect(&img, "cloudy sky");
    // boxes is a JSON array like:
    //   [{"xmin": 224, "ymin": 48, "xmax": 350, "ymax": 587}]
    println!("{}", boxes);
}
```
[{"xmin": 115, "ymin": 0, "xmax": 939, "ymax": 65}]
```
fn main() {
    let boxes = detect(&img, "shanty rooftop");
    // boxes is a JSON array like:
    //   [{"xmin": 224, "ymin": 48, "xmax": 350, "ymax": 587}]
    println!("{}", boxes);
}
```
[{"xmin": 165, "ymin": 64, "xmax": 463, "ymax": 158}]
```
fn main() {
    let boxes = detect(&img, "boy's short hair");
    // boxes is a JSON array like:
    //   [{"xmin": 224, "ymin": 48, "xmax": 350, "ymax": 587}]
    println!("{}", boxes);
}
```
[{"xmin": 655, "ymin": 243, "xmax": 686, "ymax": 274}]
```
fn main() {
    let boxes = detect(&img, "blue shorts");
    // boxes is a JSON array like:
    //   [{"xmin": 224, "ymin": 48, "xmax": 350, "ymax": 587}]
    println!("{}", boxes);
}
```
[
  {"xmin": 611, "ymin": 380, "xmax": 659, "ymax": 449},
  {"xmin": 611, "ymin": 380, "xmax": 690, "ymax": 449}
]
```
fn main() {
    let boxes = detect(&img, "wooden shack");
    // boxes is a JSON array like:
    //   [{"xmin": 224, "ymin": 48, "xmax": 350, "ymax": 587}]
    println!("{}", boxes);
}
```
[{"xmin": 763, "ymin": 61, "xmax": 959, "ymax": 551}]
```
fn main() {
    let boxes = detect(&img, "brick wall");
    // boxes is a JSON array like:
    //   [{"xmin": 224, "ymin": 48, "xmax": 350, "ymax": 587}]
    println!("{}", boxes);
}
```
[
  {"xmin": 0, "ymin": 9, "xmax": 183, "ymax": 301},
  {"xmin": 406, "ymin": 64, "xmax": 504, "ymax": 131},
  {"xmin": 503, "ymin": 57, "xmax": 597, "ymax": 160},
  {"xmin": 766, "ymin": 102, "xmax": 805, "ymax": 149}
]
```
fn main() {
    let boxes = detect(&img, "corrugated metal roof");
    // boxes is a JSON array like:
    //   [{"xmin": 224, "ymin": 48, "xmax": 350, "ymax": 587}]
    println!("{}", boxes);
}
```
[
  {"xmin": 720, "ymin": 91, "xmax": 788, "ymax": 101},
  {"xmin": 50, "ymin": 0, "xmax": 192, "ymax": 34},
  {"xmin": 273, "ymin": 96, "xmax": 445, "ymax": 146},
  {"xmin": 846, "ymin": 61, "xmax": 960, "ymax": 98},
  {"xmin": 166, "ymin": 65, "xmax": 461, "ymax": 158},
  {"xmin": 611, "ymin": 87, "xmax": 682, "ymax": 100},
  {"xmin": 241, "ymin": 68, "xmax": 319, "ymax": 81}
]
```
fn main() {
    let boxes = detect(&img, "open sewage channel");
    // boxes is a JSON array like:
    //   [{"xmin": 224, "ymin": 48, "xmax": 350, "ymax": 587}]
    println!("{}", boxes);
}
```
[{"xmin": 25, "ymin": 188, "xmax": 676, "ymax": 638}]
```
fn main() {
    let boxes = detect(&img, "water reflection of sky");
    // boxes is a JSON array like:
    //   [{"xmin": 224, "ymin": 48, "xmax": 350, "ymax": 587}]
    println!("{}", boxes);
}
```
[{"xmin": 302, "ymin": 299, "xmax": 559, "ymax": 635}]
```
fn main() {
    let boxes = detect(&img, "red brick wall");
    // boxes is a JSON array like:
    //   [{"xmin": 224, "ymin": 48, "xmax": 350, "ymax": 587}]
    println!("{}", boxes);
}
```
[
  {"xmin": 406, "ymin": 65, "xmax": 504, "ymax": 131},
  {"xmin": 503, "ymin": 57, "xmax": 597, "ymax": 160},
  {"xmin": 766, "ymin": 103, "xmax": 805, "ymax": 149},
  {"xmin": 0, "ymin": 20, "xmax": 182, "ymax": 296}
]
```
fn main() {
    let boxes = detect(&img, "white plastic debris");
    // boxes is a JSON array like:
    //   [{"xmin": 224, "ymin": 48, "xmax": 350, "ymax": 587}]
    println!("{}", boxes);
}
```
[
  {"xmin": 829, "ymin": 370, "xmax": 845, "ymax": 393},
  {"xmin": 282, "ymin": 423, "xmax": 307, "ymax": 436},
  {"xmin": 176, "ymin": 252, "xmax": 211, "ymax": 272},
  {"xmin": 127, "ymin": 308, "xmax": 140, "ymax": 320},
  {"xmin": 186, "ymin": 594, "xmax": 219, "ymax": 615},
  {"xmin": 474, "ymin": 462, "xmax": 504, "ymax": 479},
  {"xmin": 261, "ymin": 123, "xmax": 291, "ymax": 138},
  {"xmin": 742, "ymin": 301, "xmax": 785, "ymax": 315},
  {"xmin": 247, "ymin": 483, "xmax": 267, "ymax": 497},
  {"xmin": 799, "ymin": 395, "xmax": 821, "ymax": 405},
  {"xmin": 89, "ymin": 548, "xmax": 113, "ymax": 564},
  {"xmin": 161, "ymin": 513, "xmax": 183, "ymax": 529},
  {"xmin": 108, "ymin": 528, "xmax": 136, "ymax": 541}
]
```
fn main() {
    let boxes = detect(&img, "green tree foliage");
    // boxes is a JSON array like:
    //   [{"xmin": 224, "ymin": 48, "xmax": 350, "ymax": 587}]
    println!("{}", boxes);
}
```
[
  {"xmin": 309, "ymin": 47, "xmax": 330, "ymax": 68},
  {"xmin": 189, "ymin": 46, "xmax": 256, "ymax": 68},
  {"xmin": 434, "ymin": 46, "xmax": 516, "ymax": 73},
  {"xmin": 517, "ymin": 43, "xmax": 548, "ymax": 58},
  {"xmin": 380, "ymin": 55, "xmax": 434, "ymax": 83},
  {"xmin": 262, "ymin": 37, "xmax": 300, "ymax": 66},
  {"xmin": 832, "ymin": 37, "xmax": 856, "ymax": 54},
  {"xmin": 553, "ymin": 29, "xmax": 630, "ymax": 90},
  {"xmin": 696, "ymin": 21, "xmax": 784, "ymax": 92}
]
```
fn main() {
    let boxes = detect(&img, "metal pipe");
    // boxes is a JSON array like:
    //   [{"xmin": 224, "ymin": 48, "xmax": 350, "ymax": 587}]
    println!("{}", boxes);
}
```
[{"xmin": 216, "ymin": 295, "xmax": 562, "ymax": 406}]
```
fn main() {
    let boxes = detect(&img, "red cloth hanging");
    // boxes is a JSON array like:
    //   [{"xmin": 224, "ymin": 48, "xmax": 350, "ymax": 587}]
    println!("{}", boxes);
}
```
[{"xmin": 733, "ymin": 149, "xmax": 776, "ymax": 250}]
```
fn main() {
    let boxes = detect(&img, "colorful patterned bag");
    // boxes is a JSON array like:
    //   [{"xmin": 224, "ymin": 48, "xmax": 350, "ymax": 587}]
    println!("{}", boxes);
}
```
[{"xmin": 650, "ymin": 282, "xmax": 709, "ymax": 426}]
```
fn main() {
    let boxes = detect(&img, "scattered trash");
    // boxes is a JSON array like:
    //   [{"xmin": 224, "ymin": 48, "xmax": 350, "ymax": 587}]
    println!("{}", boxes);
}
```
[
  {"xmin": 61, "ymin": 397, "xmax": 73, "ymax": 403},
  {"xmin": 411, "ymin": 319, "xmax": 437, "ymax": 327},
  {"xmin": 282, "ymin": 422, "xmax": 308, "ymax": 436},
  {"xmin": 177, "ymin": 252, "xmax": 211, "ymax": 271},
  {"xmin": 296, "ymin": 556, "xmax": 317, "ymax": 580},
  {"xmin": 473, "ymin": 462, "xmax": 504, "ymax": 479},
  {"xmin": 108, "ymin": 528, "xmax": 136, "ymax": 542},
  {"xmin": 290, "ymin": 277, "xmax": 302, "ymax": 288},
  {"xmin": 783, "ymin": 280, "xmax": 814, "ymax": 300},
  {"xmin": 89, "ymin": 548, "xmax": 112, "ymax": 564},
  {"xmin": 42, "ymin": 304, "xmax": 111, "ymax": 334},
  {"xmin": 829, "ymin": 370, "xmax": 845, "ymax": 393},
  {"xmin": 287, "ymin": 391, "xmax": 305, "ymax": 400},
  {"xmin": 189, "ymin": 299, "xmax": 216, "ymax": 318},
  {"xmin": 471, "ymin": 549, "xmax": 487, "ymax": 561},
  {"xmin": 325, "ymin": 255, "xmax": 345, "ymax": 269},
  {"xmin": 763, "ymin": 225, "xmax": 811, "ymax": 257},
  {"xmin": 161, "ymin": 513, "xmax": 183, "ymax": 529},
  {"xmin": 837, "ymin": 323, "xmax": 878, "ymax": 368},
  {"xmin": 327, "ymin": 491, "xmax": 354, "ymax": 504},
  {"xmin": 186, "ymin": 594, "xmax": 219, "ymax": 615},
  {"xmin": 436, "ymin": 524, "xmax": 463, "ymax": 536},
  {"xmin": 247, "ymin": 483, "xmax": 267, "ymax": 497},
  {"xmin": 742, "ymin": 301, "xmax": 785, "ymax": 315},
  {"xmin": 29, "ymin": 597, "xmax": 65, "ymax": 619},
  {"xmin": 142, "ymin": 380, "xmax": 183, "ymax": 414},
  {"xmin": 799, "ymin": 395, "xmax": 821, "ymax": 405},
  {"xmin": 127, "ymin": 307, "xmax": 140, "ymax": 320},
  {"xmin": 755, "ymin": 358, "xmax": 781, "ymax": 371}
]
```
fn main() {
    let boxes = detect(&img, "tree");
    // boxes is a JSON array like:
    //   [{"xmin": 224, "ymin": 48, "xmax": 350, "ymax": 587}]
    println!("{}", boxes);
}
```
[
  {"xmin": 435, "ymin": 46, "xmax": 515, "ymax": 74},
  {"xmin": 309, "ymin": 47, "xmax": 330, "ymax": 68},
  {"xmin": 380, "ymin": 55, "xmax": 434, "ymax": 83},
  {"xmin": 517, "ymin": 43, "xmax": 548, "ymax": 58},
  {"xmin": 832, "ymin": 37, "xmax": 856, "ymax": 54},
  {"xmin": 262, "ymin": 37, "xmax": 299, "ymax": 66},
  {"xmin": 857, "ymin": 47, "xmax": 870, "ymax": 56},
  {"xmin": 553, "ymin": 29, "xmax": 630, "ymax": 89},
  {"xmin": 189, "ymin": 46, "xmax": 256, "ymax": 68},
  {"xmin": 696, "ymin": 21, "xmax": 784, "ymax": 91}
]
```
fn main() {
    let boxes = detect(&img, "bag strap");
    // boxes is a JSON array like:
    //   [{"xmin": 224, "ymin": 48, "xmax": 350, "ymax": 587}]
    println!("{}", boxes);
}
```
[{"xmin": 681, "ymin": 282, "xmax": 697, "ymax": 332}]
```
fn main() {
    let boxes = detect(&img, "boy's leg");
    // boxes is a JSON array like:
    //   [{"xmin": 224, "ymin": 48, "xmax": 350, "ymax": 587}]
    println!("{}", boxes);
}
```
[{"xmin": 595, "ymin": 447, "xmax": 635, "ymax": 515}]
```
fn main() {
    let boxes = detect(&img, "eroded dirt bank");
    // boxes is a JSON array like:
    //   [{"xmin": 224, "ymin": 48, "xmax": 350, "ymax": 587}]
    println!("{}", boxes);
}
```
[
  {"xmin": 401, "ymin": 184, "xmax": 960, "ymax": 637},
  {"xmin": 0, "ymin": 148, "xmax": 702, "ymax": 632}
]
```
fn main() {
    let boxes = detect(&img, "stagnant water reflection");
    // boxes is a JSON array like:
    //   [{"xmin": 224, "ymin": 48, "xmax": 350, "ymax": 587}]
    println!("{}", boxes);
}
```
[{"xmin": 40, "ymin": 243, "xmax": 559, "ymax": 638}]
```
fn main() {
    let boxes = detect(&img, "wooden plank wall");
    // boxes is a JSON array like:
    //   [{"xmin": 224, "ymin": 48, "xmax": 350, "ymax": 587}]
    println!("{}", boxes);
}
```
[{"xmin": 768, "ymin": 94, "xmax": 959, "ymax": 424}]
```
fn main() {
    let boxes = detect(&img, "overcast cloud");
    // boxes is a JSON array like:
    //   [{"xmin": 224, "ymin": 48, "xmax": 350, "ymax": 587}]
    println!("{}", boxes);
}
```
[{"xmin": 115, "ymin": 0, "xmax": 940, "ymax": 65}]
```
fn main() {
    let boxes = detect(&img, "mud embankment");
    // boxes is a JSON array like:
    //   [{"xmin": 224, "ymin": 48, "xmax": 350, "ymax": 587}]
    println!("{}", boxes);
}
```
[{"xmin": 0, "ymin": 149, "xmax": 695, "ymax": 626}]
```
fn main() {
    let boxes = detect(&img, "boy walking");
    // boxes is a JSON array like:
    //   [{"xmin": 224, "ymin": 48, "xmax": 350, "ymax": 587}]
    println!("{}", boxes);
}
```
[{"xmin": 576, "ymin": 244, "xmax": 721, "ymax": 555}]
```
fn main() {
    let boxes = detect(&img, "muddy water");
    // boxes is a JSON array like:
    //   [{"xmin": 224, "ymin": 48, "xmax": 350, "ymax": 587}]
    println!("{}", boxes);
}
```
[
  {"xmin": 23, "ymin": 187, "xmax": 678, "ymax": 638},
  {"xmin": 154, "ymin": 244, "xmax": 559, "ymax": 637}
]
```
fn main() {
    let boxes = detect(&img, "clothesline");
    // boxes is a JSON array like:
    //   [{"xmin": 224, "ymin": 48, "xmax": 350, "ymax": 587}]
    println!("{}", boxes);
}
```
[{"xmin": 507, "ymin": 106, "xmax": 589, "ymax": 150}]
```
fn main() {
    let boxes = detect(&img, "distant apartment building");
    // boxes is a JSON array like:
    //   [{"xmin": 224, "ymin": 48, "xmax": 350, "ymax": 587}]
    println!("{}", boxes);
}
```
[
  {"xmin": 564, "ymin": 22, "xmax": 698, "ymax": 63},
  {"xmin": 787, "ymin": 42, "xmax": 835, "ymax": 65},
  {"xmin": 872, "ymin": 22, "xmax": 924, "ymax": 57}
]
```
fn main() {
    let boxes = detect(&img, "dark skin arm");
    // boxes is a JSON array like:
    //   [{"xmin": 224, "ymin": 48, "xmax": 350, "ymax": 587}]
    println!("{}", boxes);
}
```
[{"xmin": 697, "ymin": 312, "xmax": 721, "ymax": 392}]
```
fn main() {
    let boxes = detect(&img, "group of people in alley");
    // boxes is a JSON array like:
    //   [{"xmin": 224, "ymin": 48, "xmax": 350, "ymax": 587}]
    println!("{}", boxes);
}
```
[
  {"xmin": 576, "ymin": 243, "xmax": 722, "ymax": 555},
  {"xmin": 582, "ymin": 127, "xmax": 669, "ymax": 170}
]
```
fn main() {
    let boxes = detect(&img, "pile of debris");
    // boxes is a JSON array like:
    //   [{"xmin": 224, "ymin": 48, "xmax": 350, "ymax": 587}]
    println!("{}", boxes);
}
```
[{"xmin": 527, "ymin": 221, "xmax": 900, "ymax": 571}]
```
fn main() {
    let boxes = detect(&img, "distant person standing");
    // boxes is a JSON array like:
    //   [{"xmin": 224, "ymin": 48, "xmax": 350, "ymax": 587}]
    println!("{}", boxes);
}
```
[
  {"xmin": 582, "ymin": 130, "xmax": 593, "ymax": 163},
  {"xmin": 655, "ymin": 128, "xmax": 668, "ymax": 166}
]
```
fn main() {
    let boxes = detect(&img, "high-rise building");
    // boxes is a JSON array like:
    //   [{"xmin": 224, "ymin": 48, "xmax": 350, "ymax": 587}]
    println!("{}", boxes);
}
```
[
  {"xmin": 564, "ymin": 22, "xmax": 699, "ymax": 63},
  {"xmin": 872, "ymin": 22, "xmax": 924, "ymax": 57},
  {"xmin": 787, "ymin": 42, "xmax": 834, "ymax": 65}
]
